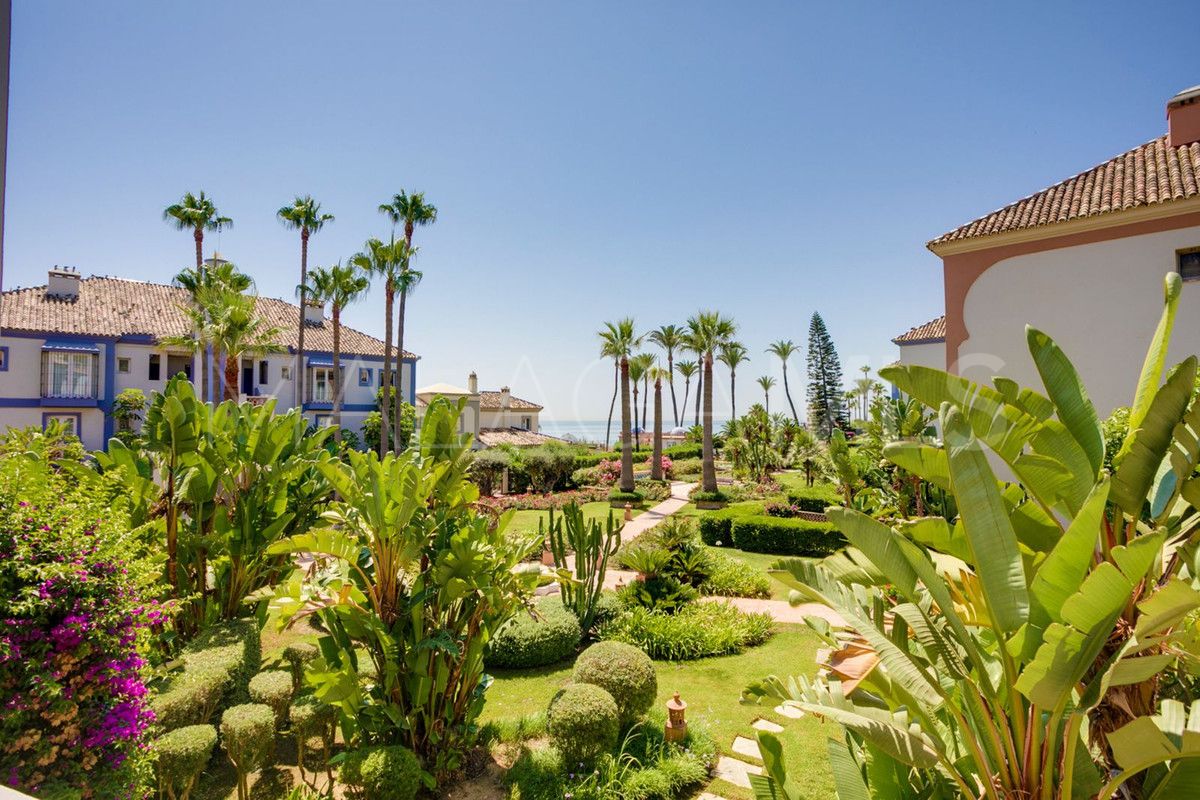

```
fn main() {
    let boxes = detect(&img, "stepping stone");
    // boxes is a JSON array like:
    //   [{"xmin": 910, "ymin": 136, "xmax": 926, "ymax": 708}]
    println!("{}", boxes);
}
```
[
  {"xmin": 774, "ymin": 704, "xmax": 803, "ymax": 719},
  {"xmin": 752, "ymin": 718, "xmax": 784, "ymax": 733},
  {"xmin": 732, "ymin": 735, "xmax": 762, "ymax": 760},
  {"xmin": 713, "ymin": 756, "xmax": 761, "ymax": 789}
]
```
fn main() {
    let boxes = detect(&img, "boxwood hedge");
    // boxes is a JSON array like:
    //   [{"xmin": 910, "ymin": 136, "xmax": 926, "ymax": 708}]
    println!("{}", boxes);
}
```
[{"xmin": 699, "ymin": 505, "xmax": 844, "ymax": 556}]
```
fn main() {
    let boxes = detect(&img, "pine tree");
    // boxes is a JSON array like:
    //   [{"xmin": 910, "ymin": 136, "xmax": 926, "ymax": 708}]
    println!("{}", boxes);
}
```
[{"xmin": 806, "ymin": 312, "xmax": 847, "ymax": 439}]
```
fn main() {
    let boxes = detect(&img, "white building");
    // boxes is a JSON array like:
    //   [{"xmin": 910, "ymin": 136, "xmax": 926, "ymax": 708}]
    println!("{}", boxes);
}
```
[
  {"xmin": 415, "ymin": 371, "xmax": 553, "ymax": 448},
  {"xmin": 892, "ymin": 315, "xmax": 946, "ymax": 371},
  {"xmin": 897, "ymin": 85, "xmax": 1200, "ymax": 417},
  {"xmin": 0, "ymin": 269, "xmax": 417, "ymax": 450}
]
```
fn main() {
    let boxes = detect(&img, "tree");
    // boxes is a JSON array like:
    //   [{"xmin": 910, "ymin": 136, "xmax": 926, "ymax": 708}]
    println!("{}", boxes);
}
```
[
  {"xmin": 805, "ymin": 313, "xmax": 846, "ymax": 439},
  {"xmin": 686, "ymin": 312, "xmax": 736, "ymax": 493},
  {"xmin": 854, "ymin": 364, "xmax": 874, "ymax": 421},
  {"xmin": 349, "ymin": 237, "xmax": 411, "ymax": 457},
  {"xmin": 756, "ymin": 375, "xmax": 776, "ymax": 415},
  {"xmin": 649, "ymin": 366, "xmax": 668, "ymax": 481},
  {"xmin": 378, "ymin": 191, "xmax": 437, "ymax": 446},
  {"xmin": 302, "ymin": 263, "xmax": 369, "ymax": 440},
  {"xmin": 277, "ymin": 196, "xmax": 335, "ymax": 410},
  {"xmin": 718, "ymin": 341, "xmax": 749, "ymax": 421},
  {"xmin": 628, "ymin": 353, "xmax": 654, "ymax": 453},
  {"xmin": 766, "ymin": 339, "xmax": 801, "ymax": 425},
  {"xmin": 598, "ymin": 321, "xmax": 629, "ymax": 450},
  {"xmin": 163, "ymin": 190, "xmax": 232, "ymax": 270},
  {"xmin": 648, "ymin": 324, "xmax": 685, "ymax": 427},
  {"xmin": 676, "ymin": 360, "xmax": 698, "ymax": 430}
]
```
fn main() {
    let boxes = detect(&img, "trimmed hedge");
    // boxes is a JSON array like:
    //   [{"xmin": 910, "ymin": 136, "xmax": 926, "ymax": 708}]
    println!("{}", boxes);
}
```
[
  {"xmin": 785, "ymin": 484, "xmax": 841, "ymax": 513},
  {"xmin": 248, "ymin": 670, "xmax": 293, "ymax": 727},
  {"xmin": 573, "ymin": 641, "xmax": 657, "ymax": 726},
  {"xmin": 486, "ymin": 598, "xmax": 582, "ymax": 669},
  {"xmin": 181, "ymin": 619, "xmax": 262, "ymax": 709},
  {"xmin": 609, "ymin": 489, "xmax": 645, "ymax": 504},
  {"xmin": 547, "ymin": 683, "xmax": 620, "ymax": 764},
  {"xmin": 282, "ymin": 641, "xmax": 318, "ymax": 693},
  {"xmin": 220, "ymin": 703, "xmax": 275, "ymax": 786},
  {"xmin": 151, "ymin": 667, "xmax": 229, "ymax": 732},
  {"xmin": 697, "ymin": 503, "xmax": 765, "ymax": 546},
  {"xmin": 154, "ymin": 724, "xmax": 217, "ymax": 799},
  {"xmin": 598, "ymin": 602, "xmax": 773, "ymax": 660},
  {"xmin": 731, "ymin": 516, "xmax": 844, "ymax": 556}
]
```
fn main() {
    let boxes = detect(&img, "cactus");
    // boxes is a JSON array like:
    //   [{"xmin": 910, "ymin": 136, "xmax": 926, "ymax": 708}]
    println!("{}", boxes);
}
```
[{"xmin": 542, "ymin": 501, "xmax": 622, "ymax": 635}]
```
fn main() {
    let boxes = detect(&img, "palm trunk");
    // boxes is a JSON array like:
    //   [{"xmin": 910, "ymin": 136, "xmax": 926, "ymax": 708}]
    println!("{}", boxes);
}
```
[
  {"xmin": 641, "ymin": 375, "xmax": 649, "ymax": 452},
  {"xmin": 782, "ymin": 364, "xmax": 799, "ymax": 424},
  {"xmin": 193, "ymin": 228, "xmax": 203, "ymax": 269},
  {"xmin": 680, "ymin": 376, "xmax": 690, "ymax": 427},
  {"xmin": 632, "ymin": 383, "xmax": 640, "ymax": 453},
  {"xmin": 701, "ymin": 353, "xmax": 717, "ymax": 493},
  {"xmin": 730, "ymin": 369, "xmax": 737, "ymax": 421},
  {"xmin": 332, "ymin": 306, "xmax": 343, "ymax": 442},
  {"xmin": 651, "ymin": 378, "xmax": 663, "ymax": 481},
  {"xmin": 394, "ymin": 282, "xmax": 408, "ymax": 450},
  {"xmin": 296, "ymin": 228, "xmax": 309, "ymax": 411},
  {"xmin": 605, "ymin": 361, "xmax": 618, "ymax": 450},
  {"xmin": 380, "ymin": 284, "xmax": 394, "ymax": 457},
  {"xmin": 764, "ymin": 389, "xmax": 770, "ymax": 415},
  {"xmin": 223, "ymin": 352, "xmax": 238, "ymax": 401},
  {"xmin": 668, "ymin": 352, "xmax": 678, "ymax": 428},
  {"xmin": 694, "ymin": 370, "xmax": 702, "ymax": 427},
  {"xmin": 619, "ymin": 356, "xmax": 634, "ymax": 493},
  {"xmin": 194, "ymin": 229, "xmax": 207, "ymax": 400}
]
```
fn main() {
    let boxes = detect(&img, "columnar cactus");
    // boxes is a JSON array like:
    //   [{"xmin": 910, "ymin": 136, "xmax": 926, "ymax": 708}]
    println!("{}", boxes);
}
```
[{"xmin": 543, "ymin": 501, "xmax": 621, "ymax": 634}]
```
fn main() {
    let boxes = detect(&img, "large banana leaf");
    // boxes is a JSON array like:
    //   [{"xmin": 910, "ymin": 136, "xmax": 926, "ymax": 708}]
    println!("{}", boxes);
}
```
[
  {"xmin": 1102, "ymin": 698, "xmax": 1200, "ymax": 800},
  {"xmin": 1121, "ymin": 272, "xmax": 1183, "ymax": 461},
  {"xmin": 1026, "ymin": 326, "xmax": 1104, "ymax": 477}
]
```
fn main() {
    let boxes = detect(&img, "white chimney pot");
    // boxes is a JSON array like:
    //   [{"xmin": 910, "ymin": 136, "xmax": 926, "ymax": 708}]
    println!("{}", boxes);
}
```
[{"xmin": 47, "ymin": 267, "xmax": 81, "ymax": 301}]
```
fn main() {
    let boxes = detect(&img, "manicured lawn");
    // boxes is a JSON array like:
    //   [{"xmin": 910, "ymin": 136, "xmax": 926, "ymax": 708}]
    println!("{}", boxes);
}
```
[
  {"xmin": 506, "ymin": 500, "xmax": 642, "ymax": 539},
  {"xmin": 482, "ymin": 625, "xmax": 836, "ymax": 800},
  {"xmin": 773, "ymin": 471, "xmax": 836, "ymax": 496}
]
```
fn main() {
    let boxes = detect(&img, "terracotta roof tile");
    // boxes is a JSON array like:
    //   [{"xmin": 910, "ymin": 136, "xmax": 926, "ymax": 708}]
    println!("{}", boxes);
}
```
[
  {"xmin": 930, "ymin": 136, "xmax": 1200, "ymax": 247},
  {"xmin": 0, "ymin": 276, "xmax": 415, "ymax": 359},
  {"xmin": 479, "ymin": 390, "xmax": 542, "ymax": 411},
  {"xmin": 476, "ymin": 428, "xmax": 562, "ymax": 447},
  {"xmin": 892, "ymin": 315, "xmax": 946, "ymax": 344}
]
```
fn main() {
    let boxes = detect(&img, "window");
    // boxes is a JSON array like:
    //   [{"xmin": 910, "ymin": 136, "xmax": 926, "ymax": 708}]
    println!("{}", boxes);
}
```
[
  {"xmin": 43, "ymin": 413, "xmax": 80, "ymax": 436},
  {"xmin": 41, "ymin": 351, "xmax": 97, "ymax": 398},
  {"xmin": 117, "ymin": 356, "xmax": 130, "ymax": 374},
  {"xmin": 310, "ymin": 367, "xmax": 336, "ymax": 402},
  {"xmin": 521, "ymin": 416, "xmax": 532, "ymax": 430},
  {"xmin": 1178, "ymin": 247, "xmax": 1200, "ymax": 282},
  {"xmin": 259, "ymin": 360, "xmax": 269, "ymax": 384},
  {"xmin": 359, "ymin": 367, "xmax": 372, "ymax": 386},
  {"xmin": 148, "ymin": 354, "xmax": 161, "ymax": 381},
  {"xmin": 281, "ymin": 366, "xmax": 292, "ymax": 381},
  {"xmin": 314, "ymin": 415, "xmax": 333, "ymax": 428},
  {"xmin": 0, "ymin": 346, "xmax": 8, "ymax": 372}
]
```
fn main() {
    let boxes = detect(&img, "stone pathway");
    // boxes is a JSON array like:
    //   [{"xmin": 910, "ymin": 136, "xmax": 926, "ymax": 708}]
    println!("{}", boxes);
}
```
[
  {"xmin": 615, "ymin": 480, "xmax": 696, "ymax": 543},
  {"xmin": 701, "ymin": 595, "xmax": 845, "ymax": 626}
]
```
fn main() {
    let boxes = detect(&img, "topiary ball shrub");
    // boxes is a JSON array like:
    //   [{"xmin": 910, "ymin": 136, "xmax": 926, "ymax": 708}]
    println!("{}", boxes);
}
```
[
  {"xmin": 572, "ymin": 641, "xmax": 657, "ymax": 726},
  {"xmin": 546, "ymin": 683, "xmax": 620, "ymax": 765},
  {"xmin": 359, "ymin": 745, "xmax": 423, "ymax": 800},
  {"xmin": 486, "ymin": 598, "xmax": 582, "ymax": 669},
  {"xmin": 220, "ymin": 703, "xmax": 275, "ymax": 795},
  {"xmin": 154, "ymin": 724, "xmax": 217, "ymax": 800},
  {"xmin": 182, "ymin": 619, "xmax": 262, "ymax": 709},
  {"xmin": 248, "ymin": 670, "xmax": 293, "ymax": 727},
  {"xmin": 290, "ymin": 695, "xmax": 337, "ymax": 775},
  {"xmin": 282, "ymin": 641, "xmax": 319, "ymax": 693}
]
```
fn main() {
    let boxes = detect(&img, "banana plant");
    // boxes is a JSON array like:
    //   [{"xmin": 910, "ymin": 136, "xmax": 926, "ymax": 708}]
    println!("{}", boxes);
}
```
[{"xmin": 745, "ymin": 274, "xmax": 1200, "ymax": 799}]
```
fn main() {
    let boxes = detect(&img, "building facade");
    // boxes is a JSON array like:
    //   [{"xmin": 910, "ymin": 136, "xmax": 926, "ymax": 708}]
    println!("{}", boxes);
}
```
[
  {"xmin": 0, "ymin": 270, "xmax": 416, "ymax": 450},
  {"xmin": 415, "ymin": 372, "xmax": 551, "ymax": 448}
]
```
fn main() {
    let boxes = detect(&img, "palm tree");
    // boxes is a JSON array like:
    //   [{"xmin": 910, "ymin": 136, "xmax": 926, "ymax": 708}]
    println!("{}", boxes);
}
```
[
  {"xmin": 598, "ymin": 321, "xmax": 632, "ymax": 450},
  {"xmin": 277, "ymin": 196, "xmax": 335, "ymax": 411},
  {"xmin": 676, "ymin": 360, "xmax": 698, "ymax": 429},
  {"xmin": 854, "ymin": 365, "xmax": 874, "ymax": 421},
  {"xmin": 685, "ymin": 332, "xmax": 704, "ymax": 427},
  {"xmin": 648, "ymin": 324, "xmax": 684, "ymax": 427},
  {"xmin": 649, "ymin": 366, "xmax": 669, "ymax": 481},
  {"xmin": 302, "ymin": 263, "xmax": 369, "ymax": 440},
  {"xmin": 599, "ymin": 320, "xmax": 641, "ymax": 492},
  {"xmin": 172, "ymin": 261, "xmax": 251, "ymax": 400},
  {"xmin": 686, "ymin": 312, "xmax": 736, "ymax": 494},
  {"xmin": 628, "ymin": 353, "xmax": 653, "ymax": 453},
  {"xmin": 349, "ymin": 236, "xmax": 410, "ymax": 457},
  {"xmin": 766, "ymin": 339, "xmax": 801, "ymax": 424},
  {"xmin": 163, "ymin": 191, "xmax": 232, "ymax": 269},
  {"xmin": 756, "ymin": 375, "xmax": 776, "ymax": 415},
  {"xmin": 718, "ymin": 341, "xmax": 749, "ymax": 421},
  {"xmin": 378, "ymin": 191, "xmax": 437, "ymax": 441}
]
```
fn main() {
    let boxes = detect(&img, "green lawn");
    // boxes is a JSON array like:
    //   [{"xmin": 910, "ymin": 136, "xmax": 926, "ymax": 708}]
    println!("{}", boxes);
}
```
[
  {"xmin": 773, "ymin": 471, "xmax": 836, "ymax": 496},
  {"xmin": 482, "ymin": 625, "xmax": 836, "ymax": 800},
  {"xmin": 506, "ymin": 500, "xmax": 642, "ymax": 539}
]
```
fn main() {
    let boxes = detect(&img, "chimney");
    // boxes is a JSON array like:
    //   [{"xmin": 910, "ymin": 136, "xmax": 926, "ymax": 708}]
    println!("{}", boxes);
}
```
[
  {"xmin": 46, "ymin": 266, "xmax": 81, "ymax": 301},
  {"xmin": 1167, "ymin": 85, "xmax": 1200, "ymax": 148},
  {"xmin": 303, "ymin": 299, "xmax": 324, "ymax": 326},
  {"xmin": 500, "ymin": 386, "xmax": 511, "ymax": 409},
  {"xmin": 468, "ymin": 371, "xmax": 478, "ymax": 393}
]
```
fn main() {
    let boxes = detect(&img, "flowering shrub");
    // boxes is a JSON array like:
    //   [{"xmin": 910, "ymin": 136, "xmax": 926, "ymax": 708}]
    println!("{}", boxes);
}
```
[
  {"xmin": 763, "ymin": 500, "xmax": 804, "ymax": 517},
  {"xmin": 478, "ymin": 486, "xmax": 609, "ymax": 512},
  {"xmin": 652, "ymin": 455, "xmax": 673, "ymax": 479},
  {"xmin": 597, "ymin": 459, "xmax": 621, "ymax": 485},
  {"xmin": 0, "ymin": 456, "xmax": 162, "ymax": 797}
]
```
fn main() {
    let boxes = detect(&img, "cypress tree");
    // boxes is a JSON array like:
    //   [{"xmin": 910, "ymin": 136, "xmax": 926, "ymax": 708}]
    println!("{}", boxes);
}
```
[{"xmin": 806, "ymin": 312, "xmax": 847, "ymax": 439}]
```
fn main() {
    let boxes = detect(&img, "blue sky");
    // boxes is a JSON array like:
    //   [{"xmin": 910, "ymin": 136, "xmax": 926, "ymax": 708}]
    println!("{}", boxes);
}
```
[{"xmin": 5, "ymin": 1, "xmax": 1197, "ymax": 421}]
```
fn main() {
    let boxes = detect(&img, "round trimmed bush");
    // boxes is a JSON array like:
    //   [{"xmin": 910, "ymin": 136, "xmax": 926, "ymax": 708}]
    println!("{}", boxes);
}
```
[
  {"xmin": 340, "ymin": 745, "xmax": 422, "ymax": 800},
  {"xmin": 154, "ymin": 724, "xmax": 217, "ymax": 798},
  {"xmin": 572, "ymin": 641, "xmax": 657, "ymax": 725},
  {"xmin": 290, "ymin": 695, "xmax": 338, "ymax": 772},
  {"xmin": 546, "ymin": 683, "xmax": 620, "ymax": 765},
  {"xmin": 283, "ymin": 641, "xmax": 319, "ymax": 692},
  {"xmin": 151, "ymin": 667, "xmax": 229, "ymax": 732},
  {"xmin": 220, "ymin": 703, "xmax": 275, "ymax": 779},
  {"xmin": 486, "ymin": 598, "xmax": 582, "ymax": 669},
  {"xmin": 248, "ymin": 670, "xmax": 293, "ymax": 727}
]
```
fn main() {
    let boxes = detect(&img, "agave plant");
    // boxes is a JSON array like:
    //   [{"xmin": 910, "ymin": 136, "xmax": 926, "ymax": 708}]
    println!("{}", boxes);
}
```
[{"xmin": 745, "ymin": 274, "xmax": 1200, "ymax": 800}]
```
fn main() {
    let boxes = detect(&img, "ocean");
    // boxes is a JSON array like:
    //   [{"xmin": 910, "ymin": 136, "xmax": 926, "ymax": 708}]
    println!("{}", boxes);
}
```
[{"xmin": 537, "ymin": 418, "xmax": 727, "ymax": 446}]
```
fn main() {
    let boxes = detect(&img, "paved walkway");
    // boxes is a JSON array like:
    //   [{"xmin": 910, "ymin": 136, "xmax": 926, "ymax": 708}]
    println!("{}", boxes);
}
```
[
  {"xmin": 702, "ymin": 595, "xmax": 845, "ymax": 626},
  {"xmin": 616, "ymin": 480, "xmax": 696, "ymax": 543}
]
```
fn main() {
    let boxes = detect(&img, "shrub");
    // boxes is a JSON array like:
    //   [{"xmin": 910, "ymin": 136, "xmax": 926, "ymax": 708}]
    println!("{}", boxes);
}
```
[
  {"xmin": 785, "ymin": 483, "xmax": 840, "ymax": 513},
  {"xmin": 525, "ymin": 444, "xmax": 579, "ymax": 493},
  {"xmin": 573, "ymin": 641, "xmax": 657, "ymax": 725},
  {"xmin": 592, "ymin": 592, "xmax": 624, "ymax": 627},
  {"xmin": 290, "ymin": 695, "xmax": 337, "ymax": 777},
  {"xmin": 151, "ymin": 667, "xmax": 230, "ymax": 732},
  {"xmin": 478, "ymin": 486, "xmax": 609, "ymax": 512},
  {"xmin": 670, "ymin": 457, "xmax": 703, "ymax": 477},
  {"xmin": 608, "ymin": 489, "xmax": 645, "ymax": 505},
  {"xmin": 283, "ymin": 641, "xmax": 318, "ymax": 693},
  {"xmin": 154, "ymin": 724, "xmax": 217, "ymax": 800},
  {"xmin": 700, "ymin": 553, "xmax": 772, "ymax": 599},
  {"xmin": 220, "ymin": 703, "xmax": 275, "ymax": 800},
  {"xmin": 486, "ymin": 598, "xmax": 582, "ymax": 669},
  {"xmin": 730, "ymin": 516, "xmax": 845, "ymax": 556},
  {"xmin": 547, "ymin": 683, "xmax": 620, "ymax": 764},
  {"xmin": 635, "ymin": 478, "xmax": 671, "ymax": 502},
  {"xmin": 181, "ymin": 619, "xmax": 262, "ymax": 709},
  {"xmin": 697, "ymin": 503, "xmax": 765, "ymax": 546},
  {"xmin": 689, "ymin": 488, "xmax": 729, "ymax": 503},
  {"xmin": 354, "ymin": 745, "xmax": 423, "ymax": 800},
  {"xmin": 598, "ymin": 602, "xmax": 774, "ymax": 660},
  {"xmin": 248, "ymin": 670, "xmax": 293, "ymax": 727},
  {"xmin": 469, "ymin": 448, "xmax": 511, "ymax": 496},
  {"xmin": 663, "ymin": 443, "xmax": 702, "ymax": 459}
]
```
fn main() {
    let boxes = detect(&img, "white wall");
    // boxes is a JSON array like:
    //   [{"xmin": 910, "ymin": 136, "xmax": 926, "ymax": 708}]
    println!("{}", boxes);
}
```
[
  {"xmin": 480, "ymin": 408, "xmax": 540, "ymax": 431},
  {"xmin": 959, "ymin": 224, "xmax": 1200, "ymax": 417},
  {"xmin": 897, "ymin": 341, "xmax": 945, "ymax": 371}
]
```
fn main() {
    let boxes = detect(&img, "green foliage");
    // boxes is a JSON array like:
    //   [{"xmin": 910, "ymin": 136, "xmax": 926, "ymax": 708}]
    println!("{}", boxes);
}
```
[
  {"xmin": 670, "ymin": 457, "xmax": 703, "ymax": 477},
  {"xmin": 608, "ymin": 489, "xmax": 645, "ymax": 504},
  {"xmin": 469, "ymin": 447, "xmax": 512, "ymax": 495},
  {"xmin": 486, "ymin": 597, "xmax": 583, "ymax": 669},
  {"xmin": 547, "ymin": 683, "xmax": 621, "ymax": 764},
  {"xmin": 689, "ymin": 488, "xmax": 729, "ymax": 503},
  {"xmin": 151, "ymin": 667, "xmax": 230, "ymax": 732},
  {"xmin": 635, "ymin": 478, "xmax": 671, "ymax": 501},
  {"xmin": 154, "ymin": 724, "xmax": 217, "ymax": 800},
  {"xmin": 219, "ymin": 703, "xmax": 275, "ymax": 800},
  {"xmin": 112, "ymin": 387, "xmax": 148, "ymax": 446},
  {"xmin": 573, "ymin": 641, "xmax": 657, "ymax": 726},
  {"xmin": 724, "ymin": 405, "xmax": 782, "ymax": 483},
  {"xmin": 282, "ymin": 641, "xmax": 318, "ymax": 693},
  {"xmin": 180, "ymin": 619, "xmax": 262, "ymax": 710},
  {"xmin": 805, "ymin": 311, "xmax": 847, "ymax": 439},
  {"xmin": 342, "ymin": 745, "xmax": 423, "ymax": 800},
  {"xmin": 729, "ymin": 516, "xmax": 845, "ymax": 556},
  {"xmin": 700, "ymin": 552, "xmax": 772, "ymax": 599},
  {"xmin": 544, "ymin": 502, "xmax": 622, "ymax": 635},
  {"xmin": 289, "ymin": 694, "xmax": 337, "ymax": 780},
  {"xmin": 599, "ymin": 602, "xmax": 774, "ymax": 660},
  {"xmin": 1102, "ymin": 405, "xmax": 1130, "ymax": 473},
  {"xmin": 248, "ymin": 670, "xmax": 293, "ymax": 727},
  {"xmin": 0, "ymin": 418, "xmax": 87, "ymax": 461},
  {"xmin": 525, "ymin": 442, "xmax": 580, "ymax": 493},
  {"xmin": 269, "ymin": 398, "xmax": 544, "ymax": 784},
  {"xmin": 784, "ymin": 484, "xmax": 841, "ymax": 513}
]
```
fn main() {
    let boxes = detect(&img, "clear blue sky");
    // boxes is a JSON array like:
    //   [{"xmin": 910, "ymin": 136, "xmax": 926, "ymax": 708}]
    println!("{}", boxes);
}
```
[{"xmin": 5, "ymin": 1, "xmax": 1196, "ymax": 421}]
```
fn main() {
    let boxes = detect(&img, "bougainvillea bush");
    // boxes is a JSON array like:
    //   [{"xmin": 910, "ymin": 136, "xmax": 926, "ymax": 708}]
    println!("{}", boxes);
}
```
[{"xmin": 0, "ymin": 454, "xmax": 163, "ymax": 797}]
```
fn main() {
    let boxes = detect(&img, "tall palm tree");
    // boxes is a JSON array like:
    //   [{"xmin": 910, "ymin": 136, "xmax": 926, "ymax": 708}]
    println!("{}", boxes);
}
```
[
  {"xmin": 854, "ymin": 365, "xmax": 874, "ymax": 421},
  {"xmin": 598, "ymin": 321, "xmax": 629, "ymax": 450},
  {"xmin": 277, "ymin": 196, "xmax": 335, "ymax": 411},
  {"xmin": 599, "ymin": 320, "xmax": 641, "ymax": 492},
  {"xmin": 648, "ymin": 324, "xmax": 684, "ymax": 427},
  {"xmin": 718, "ymin": 341, "xmax": 749, "ymax": 421},
  {"xmin": 756, "ymin": 375, "xmax": 776, "ymax": 415},
  {"xmin": 378, "ymin": 191, "xmax": 437, "ymax": 441},
  {"xmin": 302, "ymin": 263, "xmax": 369, "ymax": 440},
  {"xmin": 163, "ymin": 190, "xmax": 232, "ymax": 269},
  {"xmin": 686, "ymin": 312, "xmax": 736, "ymax": 493},
  {"xmin": 172, "ymin": 261, "xmax": 251, "ymax": 399},
  {"xmin": 628, "ymin": 353, "xmax": 653, "ymax": 453},
  {"xmin": 649, "ymin": 366, "xmax": 669, "ymax": 481},
  {"xmin": 350, "ymin": 236, "xmax": 410, "ymax": 457},
  {"xmin": 766, "ymin": 339, "xmax": 801, "ymax": 424},
  {"xmin": 684, "ymin": 333, "xmax": 705, "ymax": 427},
  {"xmin": 676, "ymin": 360, "xmax": 698, "ymax": 429}
]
